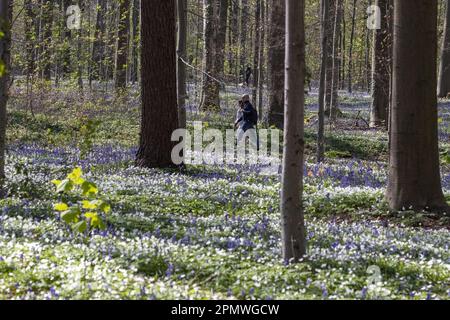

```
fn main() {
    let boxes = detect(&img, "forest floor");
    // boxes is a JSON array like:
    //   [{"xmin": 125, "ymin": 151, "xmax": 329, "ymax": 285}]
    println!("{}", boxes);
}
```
[{"xmin": 0, "ymin": 85, "xmax": 449, "ymax": 300}]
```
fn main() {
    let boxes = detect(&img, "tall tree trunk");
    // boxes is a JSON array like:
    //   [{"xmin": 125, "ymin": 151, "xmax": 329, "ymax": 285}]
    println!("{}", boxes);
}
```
[
  {"xmin": 42, "ymin": 0, "xmax": 53, "ymax": 80},
  {"xmin": 136, "ymin": 1, "xmax": 178, "ymax": 168},
  {"xmin": 387, "ymin": 0, "xmax": 449, "ymax": 213},
  {"xmin": 324, "ymin": 0, "xmax": 336, "ymax": 112},
  {"xmin": 0, "ymin": 0, "xmax": 12, "ymax": 195},
  {"xmin": 267, "ymin": 0, "xmax": 285, "ymax": 129},
  {"xmin": 239, "ymin": 0, "xmax": 248, "ymax": 77},
  {"xmin": 230, "ymin": 0, "xmax": 239, "ymax": 83},
  {"xmin": 252, "ymin": 0, "xmax": 261, "ymax": 104},
  {"xmin": 115, "ymin": 0, "xmax": 131, "ymax": 89},
  {"xmin": 318, "ymin": 0, "xmax": 329, "ymax": 163},
  {"xmin": 257, "ymin": 0, "xmax": 266, "ymax": 118},
  {"xmin": 200, "ymin": 0, "xmax": 220, "ymax": 111},
  {"xmin": 215, "ymin": 0, "xmax": 228, "ymax": 76},
  {"xmin": 91, "ymin": 0, "xmax": 107, "ymax": 83},
  {"xmin": 129, "ymin": 0, "xmax": 140, "ymax": 84},
  {"xmin": 177, "ymin": 0, "xmax": 187, "ymax": 131},
  {"xmin": 370, "ymin": 0, "xmax": 392, "ymax": 128},
  {"xmin": 329, "ymin": 0, "xmax": 342, "ymax": 120},
  {"xmin": 438, "ymin": 0, "xmax": 450, "ymax": 98},
  {"xmin": 282, "ymin": 0, "xmax": 307, "ymax": 262},
  {"xmin": 347, "ymin": 0, "xmax": 357, "ymax": 93}
]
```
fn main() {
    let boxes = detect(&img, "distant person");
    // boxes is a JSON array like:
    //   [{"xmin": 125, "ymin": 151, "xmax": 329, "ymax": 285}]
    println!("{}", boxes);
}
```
[
  {"xmin": 234, "ymin": 95, "xmax": 259, "ymax": 149},
  {"xmin": 245, "ymin": 66, "xmax": 252, "ymax": 87}
]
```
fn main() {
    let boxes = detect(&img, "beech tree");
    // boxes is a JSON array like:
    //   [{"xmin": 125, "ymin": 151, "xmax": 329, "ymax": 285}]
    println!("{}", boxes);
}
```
[
  {"xmin": 136, "ymin": 1, "xmax": 179, "ymax": 168},
  {"xmin": 387, "ymin": 0, "xmax": 449, "ymax": 213},
  {"xmin": 115, "ymin": 0, "xmax": 131, "ymax": 89},
  {"xmin": 267, "ymin": 0, "xmax": 285, "ymax": 129},
  {"xmin": 438, "ymin": 0, "xmax": 450, "ymax": 98},
  {"xmin": 281, "ymin": 0, "xmax": 307, "ymax": 262},
  {"xmin": 0, "ymin": 0, "xmax": 12, "ymax": 195},
  {"xmin": 370, "ymin": 0, "xmax": 392, "ymax": 128}
]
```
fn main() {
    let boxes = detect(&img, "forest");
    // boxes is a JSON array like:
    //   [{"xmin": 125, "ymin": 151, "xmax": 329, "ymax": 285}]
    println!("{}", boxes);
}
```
[{"xmin": 0, "ymin": 0, "xmax": 449, "ymax": 301}]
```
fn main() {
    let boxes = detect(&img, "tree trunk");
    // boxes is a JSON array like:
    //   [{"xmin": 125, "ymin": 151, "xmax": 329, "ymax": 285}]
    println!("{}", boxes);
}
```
[
  {"xmin": 252, "ymin": 0, "xmax": 261, "ymax": 104},
  {"xmin": 370, "ymin": 0, "xmax": 392, "ymax": 128},
  {"xmin": 42, "ymin": 0, "xmax": 53, "ymax": 80},
  {"xmin": 0, "ymin": 0, "xmax": 12, "ymax": 195},
  {"xmin": 325, "ymin": 0, "xmax": 335, "ymax": 111},
  {"xmin": 387, "ymin": 0, "xmax": 448, "ymax": 213},
  {"xmin": 136, "ymin": 1, "xmax": 179, "ymax": 168},
  {"xmin": 329, "ymin": 0, "xmax": 342, "ymax": 120},
  {"xmin": 177, "ymin": 0, "xmax": 187, "ymax": 131},
  {"xmin": 438, "ymin": 0, "xmax": 450, "ymax": 98},
  {"xmin": 239, "ymin": 0, "xmax": 248, "ymax": 76},
  {"xmin": 257, "ymin": 0, "xmax": 266, "ymax": 118},
  {"xmin": 91, "ymin": 0, "xmax": 107, "ymax": 83},
  {"xmin": 200, "ymin": 0, "xmax": 220, "ymax": 112},
  {"xmin": 282, "ymin": 0, "xmax": 307, "ymax": 262},
  {"xmin": 267, "ymin": 0, "xmax": 285, "ymax": 129},
  {"xmin": 115, "ymin": 0, "xmax": 131, "ymax": 89},
  {"xmin": 215, "ymin": 0, "xmax": 228, "ymax": 77},
  {"xmin": 318, "ymin": 0, "xmax": 329, "ymax": 163},
  {"xmin": 347, "ymin": 0, "xmax": 357, "ymax": 93}
]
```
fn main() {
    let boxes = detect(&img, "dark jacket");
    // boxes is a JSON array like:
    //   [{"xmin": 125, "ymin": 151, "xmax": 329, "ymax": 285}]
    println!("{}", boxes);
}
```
[{"xmin": 238, "ymin": 102, "xmax": 258, "ymax": 132}]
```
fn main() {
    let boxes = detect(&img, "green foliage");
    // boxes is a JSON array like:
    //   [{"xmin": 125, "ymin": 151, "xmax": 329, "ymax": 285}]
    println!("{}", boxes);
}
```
[
  {"xmin": 52, "ymin": 167, "xmax": 110, "ymax": 233},
  {"xmin": 78, "ymin": 119, "xmax": 101, "ymax": 160}
]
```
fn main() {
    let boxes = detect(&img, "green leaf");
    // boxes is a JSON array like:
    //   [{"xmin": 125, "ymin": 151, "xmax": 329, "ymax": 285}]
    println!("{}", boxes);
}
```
[
  {"xmin": 85, "ymin": 212, "xmax": 100, "ymax": 228},
  {"xmin": 73, "ymin": 221, "xmax": 87, "ymax": 233},
  {"xmin": 61, "ymin": 207, "xmax": 80, "ymax": 224},
  {"xmin": 56, "ymin": 179, "xmax": 74, "ymax": 193},
  {"xmin": 81, "ymin": 181, "xmax": 98, "ymax": 196},
  {"xmin": 100, "ymin": 202, "xmax": 111, "ymax": 214},
  {"xmin": 68, "ymin": 167, "xmax": 84, "ymax": 185},
  {"xmin": 54, "ymin": 202, "xmax": 69, "ymax": 212}
]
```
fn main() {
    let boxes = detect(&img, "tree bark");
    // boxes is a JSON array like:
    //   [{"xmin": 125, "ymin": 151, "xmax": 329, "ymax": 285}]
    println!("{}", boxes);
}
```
[
  {"xmin": 115, "ymin": 0, "xmax": 131, "ymax": 89},
  {"xmin": 200, "ymin": 0, "xmax": 220, "ymax": 112},
  {"xmin": 136, "ymin": 1, "xmax": 179, "ymax": 168},
  {"xmin": 91, "ymin": 0, "xmax": 107, "ymax": 83},
  {"xmin": 0, "ymin": 0, "xmax": 12, "ymax": 195},
  {"xmin": 387, "ymin": 0, "xmax": 448, "ymax": 213},
  {"xmin": 267, "ymin": 0, "xmax": 285, "ymax": 129},
  {"xmin": 252, "ymin": 0, "xmax": 261, "ymax": 104},
  {"xmin": 347, "ymin": 0, "xmax": 357, "ymax": 93},
  {"xmin": 370, "ymin": 0, "xmax": 392, "ymax": 128},
  {"xmin": 318, "ymin": 0, "xmax": 329, "ymax": 163},
  {"xmin": 282, "ymin": 0, "xmax": 307, "ymax": 262},
  {"xmin": 438, "ymin": 0, "xmax": 450, "ymax": 98},
  {"xmin": 177, "ymin": 0, "xmax": 187, "ymax": 131}
]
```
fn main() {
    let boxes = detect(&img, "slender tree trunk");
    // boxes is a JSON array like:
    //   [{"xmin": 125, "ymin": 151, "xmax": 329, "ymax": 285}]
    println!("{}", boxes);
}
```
[
  {"xmin": 318, "ymin": 0, "xmax": 329, "ymax": 163},
  {"xmin": 267, "ymin": 0, "xmax": 285, "ymax": 129},
  {"xmin": 438, "ymin": 0, "xmax": 450, "ymax": 98},
  {"xmin": 347, "ymin": 0, "xmax": 356, "ymax": 93},
  {"xmin": 252, "ymin": 0, "xmax": 261, "ymax": 104},
  {"xmin": 215, "ymin": 0, "xmax": 228, "ymax": 76},
  {"xmin": 91, "ymin": 0, "xmax": 107, "ymax": 83},
  {"xmin": 136, "ymin": 1, "xmax": 179, "ymax": 168},
  {"xmin": 282, "ymin": 0, "xmax": 307, "ymax": 262},
  {"xmin": 239, "ymin": 0, "xmax": 248, "ymax": 77},
  {"xmin": 324, "ymin": 0, "xmax": 335, "ymax": 111},
  {"xmin": 0, "ymin": 0, "xmax": 12, "ymax": 195},
  {"xmin": 370, "ymin": 0, "xmax": 392, "ymax": 128},
  {"xmin": 42, "ymin": 0, "xmax": 53, "ymax": 80},
  {"xmin": 230, "ymin": 0, "xmax": 239, "ymax": 83},
  {"xmin": 177, "ymin": 0, "xmax": 187, "ymax": 131},
  {"xmin": 330, "ymin": 0, "xmax": 342, "ymax": 120},
  {"xmin": 115, "ymin": 0, "xmax": 131, "ymax": 89},
  {"xmin": 257, "ymin": 0, "xmax": 266, "ymax": 119},
  {"xmin": 200, "ymin": 0, "xmax": 220, "ymax": 111},
  {"xmin": 387, "ymin": 0, "xmax": 449, "ymax": 213}
]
